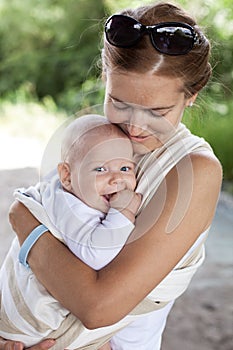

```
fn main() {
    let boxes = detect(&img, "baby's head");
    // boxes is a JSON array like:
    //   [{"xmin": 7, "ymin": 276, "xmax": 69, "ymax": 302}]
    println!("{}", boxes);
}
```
[{"xmin": 58, "ymin": 114, "xmax": 136, "ymax": 212}]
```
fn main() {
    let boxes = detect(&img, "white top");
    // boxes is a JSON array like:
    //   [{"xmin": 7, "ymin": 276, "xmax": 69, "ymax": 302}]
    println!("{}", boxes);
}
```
[{"xmin": 41, "ymin": 175, "xmax": 134, "ymax": 269}]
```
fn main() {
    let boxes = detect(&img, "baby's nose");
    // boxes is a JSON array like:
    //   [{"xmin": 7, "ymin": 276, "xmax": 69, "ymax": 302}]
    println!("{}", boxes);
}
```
[{"xmin": 109, "ymin": 172, "xmax": 126, "ymax": 189}]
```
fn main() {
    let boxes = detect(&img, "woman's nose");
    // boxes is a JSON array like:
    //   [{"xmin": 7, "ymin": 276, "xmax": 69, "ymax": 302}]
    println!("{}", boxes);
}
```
[
  {"xmin": 127, "ymin": 109, "xmax": 148, "ymax": 133},
  {"xmin": 127, "ymin": 124, "xmax": 143, "ymax": 136}
]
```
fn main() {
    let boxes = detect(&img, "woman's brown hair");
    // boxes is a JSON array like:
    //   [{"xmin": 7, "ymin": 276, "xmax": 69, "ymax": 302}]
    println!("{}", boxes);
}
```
[{"xmin": 102, "ymin": 2, "xmax": 212, "ymax": 97}]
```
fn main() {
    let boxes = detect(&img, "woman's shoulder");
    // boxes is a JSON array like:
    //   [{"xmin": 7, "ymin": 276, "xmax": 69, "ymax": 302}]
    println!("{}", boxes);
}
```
[
  {"xmin": 174, "ymin": 148, "xmax": 223, "ymax": 205},
  {"xmin": 162, "ymin": 148, "xmax": 223, "ymax": 232},
  {"xmin": 189, "ymin": 148, "xmax": 223, "ymax": 183}
]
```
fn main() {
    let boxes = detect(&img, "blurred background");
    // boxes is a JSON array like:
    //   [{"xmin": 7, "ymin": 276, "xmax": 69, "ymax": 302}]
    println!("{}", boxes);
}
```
[
  {"xmin": 0, "ymin": 0, "xmax": 232, "ymax": 185},
  {"xmin": 0, "ymin": 2, "xmax": 232, "ymax": 350}
]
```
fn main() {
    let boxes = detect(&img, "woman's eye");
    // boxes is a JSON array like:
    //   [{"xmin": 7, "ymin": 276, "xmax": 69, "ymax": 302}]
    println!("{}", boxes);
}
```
[
  {"xmin": 112, "ymin": 99, "xmax": 130, "ymax": 110},
  {"xmin": 150, "ymin": 109, "xmax": 170, "ymax": 117},
  {"xmin": 94, "ymin": 167, "xmax": 106, "ymax": 172}
]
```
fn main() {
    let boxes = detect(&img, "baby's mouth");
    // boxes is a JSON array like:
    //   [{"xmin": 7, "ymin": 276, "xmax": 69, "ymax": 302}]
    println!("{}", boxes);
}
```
[
  {"xmin": 103, "ymin": 193, "xmax": 116, "ymax": 203},
  {"xmin": 103, "ymin": 194, "xmax": 111, "ymax": 202}
]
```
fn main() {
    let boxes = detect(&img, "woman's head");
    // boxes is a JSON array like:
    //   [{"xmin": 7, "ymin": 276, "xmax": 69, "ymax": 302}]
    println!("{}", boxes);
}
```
[
  {"xmin": 102, "ymin": 2, "xmax": 211, "ymax": 97},
  {"xmin": 102, "ymin": 2, "xmax": 212, "ymax": 154}
]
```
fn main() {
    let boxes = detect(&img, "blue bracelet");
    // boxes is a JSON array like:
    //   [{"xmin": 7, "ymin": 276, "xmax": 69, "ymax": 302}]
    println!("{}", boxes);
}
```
[{"xmin": 19, "ymin": 224, "xmax": 48, "ymax": 268}]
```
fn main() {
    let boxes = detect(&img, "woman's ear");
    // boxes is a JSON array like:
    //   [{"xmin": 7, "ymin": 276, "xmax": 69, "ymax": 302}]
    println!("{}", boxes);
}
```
[
  {"xmin": 186, "ymin": 93, "xmax": 198, "ymax": 107},
  {"xmin": 57, "ymin": 162, "xmax": 72, "ymax": 191}
]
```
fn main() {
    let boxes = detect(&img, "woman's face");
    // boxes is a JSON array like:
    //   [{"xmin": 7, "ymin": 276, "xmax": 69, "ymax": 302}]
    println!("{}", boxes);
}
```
[{"xmin": 104, "ymin": 72, "xmax": 194, "ymax": 154}]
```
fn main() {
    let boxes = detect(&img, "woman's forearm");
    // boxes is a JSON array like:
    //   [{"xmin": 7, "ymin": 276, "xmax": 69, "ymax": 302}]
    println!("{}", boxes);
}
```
[
  {"xmin": 9, "ymin": 202, "xmax": 148, "ymax": 327},
  {"xmin": 28, "ymin": 229, "xmax": 151, "ymax": 329},
  {"xmin": 9, "ymin": 201, "xmax": 40, "ymax": 245},
  {"xmin": 9, "ymin": 202, "xmax": 147, "ymax": 327},
  {"xmin": 27, "ymin": 208, "xmax": 174, "ymax": 329}
]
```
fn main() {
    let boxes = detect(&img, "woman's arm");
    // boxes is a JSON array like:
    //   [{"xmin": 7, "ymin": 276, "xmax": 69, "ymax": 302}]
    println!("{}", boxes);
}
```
[{"xmin": 9, "ymin": 152, "xmax": 222, "ymax": 329}]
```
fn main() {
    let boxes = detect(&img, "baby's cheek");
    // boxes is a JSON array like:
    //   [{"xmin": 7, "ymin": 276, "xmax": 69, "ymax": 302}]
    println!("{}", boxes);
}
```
[{"xmin": 127, "ymin": 174, "xmax": 137, "ymax": 190}]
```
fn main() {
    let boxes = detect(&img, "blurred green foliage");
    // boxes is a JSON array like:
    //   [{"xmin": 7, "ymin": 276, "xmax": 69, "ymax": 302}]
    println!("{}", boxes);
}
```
[
  {"xmin": 177, "ymin": 0, "xmax": 233, "ymax": 180},
  {"xmin": 0, "ymin": 0, "xmax": 232, "ymax": 179},
  {"xmin": 0, "ymin": 0, "xmax": 232, "ymax": 107},
  {"xmin": 0, "ymin": 0, "xmax": 107, "ymax": 107},
  {"xmin": 183, "ymin": 95, "xmax": 233, "ymax": 180}
]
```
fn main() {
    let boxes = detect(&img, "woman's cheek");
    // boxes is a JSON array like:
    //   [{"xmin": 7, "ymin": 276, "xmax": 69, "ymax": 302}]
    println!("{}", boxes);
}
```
[
  {"xmin": 105, "ymin": 106, "xmax": 121, "ymax": 124},
  {"xmin": 104, "ymin": 101, "xmax": 128, "ymax": 124}
]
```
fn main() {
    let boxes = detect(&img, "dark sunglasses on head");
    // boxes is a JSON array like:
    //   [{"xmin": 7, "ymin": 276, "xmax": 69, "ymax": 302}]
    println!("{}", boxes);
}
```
[{"xmin": 105, "ymin": 14, "xmax": 202, "ymax": 56}]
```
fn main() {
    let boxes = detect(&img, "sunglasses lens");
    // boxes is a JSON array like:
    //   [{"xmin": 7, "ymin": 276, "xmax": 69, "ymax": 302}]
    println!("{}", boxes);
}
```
[
  {"xmin": 105, "ymin": 15, "xmax": 197, "ymax": 55},
  {"xmin": 151, "ymin": 26, "xmax": 194, "ymax": 55},
  {"xmin": 105, "ymin": 15, "xmax": 141, "ymax": 47}
]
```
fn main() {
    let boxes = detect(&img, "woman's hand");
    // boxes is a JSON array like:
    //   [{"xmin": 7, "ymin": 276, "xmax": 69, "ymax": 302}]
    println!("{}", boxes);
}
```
[
  {"xmin": 9, "ymin": 201, "xmax": 40, "ymax": 246},
  {"xmin": 0, "ymin": 338, "xmax": 55, "ymax": 350}
]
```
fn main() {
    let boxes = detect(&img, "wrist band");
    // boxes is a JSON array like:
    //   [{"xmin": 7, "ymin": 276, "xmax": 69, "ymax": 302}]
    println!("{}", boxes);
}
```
[{"xmin": 19, "ymin": 224, "xmax": 48, "ymax": 268}]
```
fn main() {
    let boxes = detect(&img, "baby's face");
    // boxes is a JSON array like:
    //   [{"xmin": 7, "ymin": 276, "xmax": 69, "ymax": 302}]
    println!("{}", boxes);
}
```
[{"xmin": 70, "ymin": 135, "xmax": 136, "ymax": 213}]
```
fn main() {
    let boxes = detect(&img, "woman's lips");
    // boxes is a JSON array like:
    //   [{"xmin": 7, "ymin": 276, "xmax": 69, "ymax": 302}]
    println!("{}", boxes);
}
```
[
  {"xmin": 123, "ymin": 127, "xmax": 152, "ymax": 143},
  {"xmin": 128, "ymin": 134, "xmax": 152, "ymax": 143}
]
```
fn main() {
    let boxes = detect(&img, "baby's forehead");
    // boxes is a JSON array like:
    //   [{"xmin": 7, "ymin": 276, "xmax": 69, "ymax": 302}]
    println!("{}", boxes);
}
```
[
  {"xmin": 62, "ymin": 116, "xmax": 111, "ymax": 156},
  {"xmin": 80, "ymin": 136, "xmax": 134, "ymax": 165},
  {"xmin": 81, "ymin": 123, "xmax": 125, "ymax": 141},
  {"xmin": 80, "ymin": 126, "xmax": 133, "ymax": 160},
  {"xmin": 62, "ymin": 119, "xmax": 132, "ymax": 163},
  {"xmin": 66, "ymin": 119, "xmax": 124, "ymax": 143},
  {"xmin": 80, "ymin": 127, "xmax": 131, "ymax": 155}
]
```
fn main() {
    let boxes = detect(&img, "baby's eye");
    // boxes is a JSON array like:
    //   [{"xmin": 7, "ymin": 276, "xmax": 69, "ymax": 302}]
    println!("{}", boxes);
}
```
[
  {"xmin": 94, "ymin": 167, "xmax": 106, "ymax": 172},
  {"xmin": 120, "ymin": 166, "xmax": 130, "ymax": 172}
]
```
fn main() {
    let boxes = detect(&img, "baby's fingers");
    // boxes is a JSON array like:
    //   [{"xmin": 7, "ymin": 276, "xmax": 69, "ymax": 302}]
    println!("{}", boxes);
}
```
[
  {"xmin": 0, "ymin": 338, "xmax": 23, "ymax": 350},
  {"xmin": 27, "ymin": 340, "xmax": 56, "ymax": 349}
]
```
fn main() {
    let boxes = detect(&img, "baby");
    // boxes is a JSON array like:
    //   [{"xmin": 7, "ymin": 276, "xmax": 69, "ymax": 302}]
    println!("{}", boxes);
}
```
[{"xmin": 0, "ymin": 115, "xmax": 141, "ymax": 349}]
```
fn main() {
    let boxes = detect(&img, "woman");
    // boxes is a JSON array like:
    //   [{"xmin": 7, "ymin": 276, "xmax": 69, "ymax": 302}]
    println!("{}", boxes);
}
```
[{"xmin": 1, "ymin": 2, "xmax": 222, "ymax": 349}]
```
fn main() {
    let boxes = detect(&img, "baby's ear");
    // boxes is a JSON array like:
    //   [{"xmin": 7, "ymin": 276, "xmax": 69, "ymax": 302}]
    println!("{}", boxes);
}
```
[{"xmin": 57, "ymin": 162, "xmax": 72, "ymax": 191}]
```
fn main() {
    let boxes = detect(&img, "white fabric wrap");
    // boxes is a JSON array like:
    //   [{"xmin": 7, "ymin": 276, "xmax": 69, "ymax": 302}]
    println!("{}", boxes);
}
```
[{"xmin": 0, "ymin": 123, "xmax": 212, "ymax": 349}]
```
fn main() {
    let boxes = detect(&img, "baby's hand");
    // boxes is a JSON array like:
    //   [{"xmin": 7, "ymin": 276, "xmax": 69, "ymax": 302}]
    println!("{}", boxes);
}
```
[{"xmin": 109, "ymin": 189, "xmax": 142, "ymax": 223}]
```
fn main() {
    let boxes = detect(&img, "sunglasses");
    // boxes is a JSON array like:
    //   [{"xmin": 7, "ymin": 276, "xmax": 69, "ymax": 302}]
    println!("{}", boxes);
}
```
[{"xmin": 105, "ymin": 14, "xmax": 201, "ymax": 56}]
